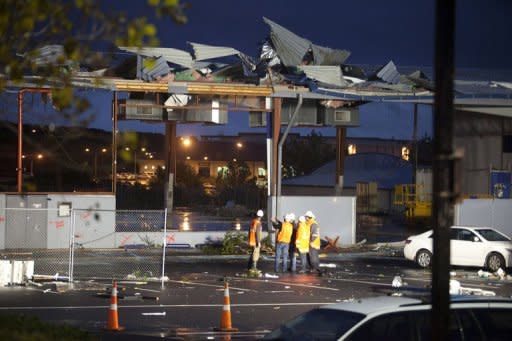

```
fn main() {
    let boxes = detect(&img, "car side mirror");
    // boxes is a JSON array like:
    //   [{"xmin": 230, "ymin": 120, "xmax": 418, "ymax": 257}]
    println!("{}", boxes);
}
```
[{"xmin": 473, "ymin": 236, "xmax": 480, "ymax": 242}]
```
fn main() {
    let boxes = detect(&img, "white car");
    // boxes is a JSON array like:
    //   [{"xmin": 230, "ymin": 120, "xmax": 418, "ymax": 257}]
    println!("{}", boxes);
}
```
[
  {"xmin": 262, "ymin": 295, "xmax": 512, "ymax": 340},
  {"xmin": 404, "ymin": 226, "xmax": 512, "ymax": 271}
]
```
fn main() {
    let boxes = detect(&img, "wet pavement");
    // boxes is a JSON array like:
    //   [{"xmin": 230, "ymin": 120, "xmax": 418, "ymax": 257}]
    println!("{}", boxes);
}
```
[{"xmin": 1, "ymin": 249, "xmax": 512, "ymax": 340}]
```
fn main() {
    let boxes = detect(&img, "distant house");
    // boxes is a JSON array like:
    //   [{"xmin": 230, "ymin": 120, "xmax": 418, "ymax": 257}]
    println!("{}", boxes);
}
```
[
  {"xmin": 176, "ymin": 137, "xmax": 267, "ymax": 184},
  {"xmin": 282, "ymin": 153, "xmax": 413, "ymax": 213}
]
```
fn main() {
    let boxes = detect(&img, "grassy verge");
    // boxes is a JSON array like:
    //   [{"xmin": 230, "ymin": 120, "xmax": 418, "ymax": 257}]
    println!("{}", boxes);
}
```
[{"xmin": 0, "ymin": 314, "xmax": 96, "ymax": 340}]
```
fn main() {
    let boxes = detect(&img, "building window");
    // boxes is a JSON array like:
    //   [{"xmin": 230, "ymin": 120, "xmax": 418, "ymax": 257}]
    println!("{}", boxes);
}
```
[
  {"xmin": 402, "ymin": 146, "xmax": 410, "ymax": 161},
  {"xmin": 198, "ymin": 162, "xmax": 210, "ymax": 177},
  {"xmin": 217, "ymin": 166, "xmax": 228, "ymax": 177},
  {"xmin": 348, "ymin": 144, "xmax": 357, "ymax": 155},
  {"xmin": 258, "ymin": 168, "xmax": 266, "ymax": 177}
]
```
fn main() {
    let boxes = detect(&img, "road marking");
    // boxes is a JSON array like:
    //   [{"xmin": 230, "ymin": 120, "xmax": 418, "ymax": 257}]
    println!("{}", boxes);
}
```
[
  {"xmin": 166, "ymin": 279, "xmax": 256, "ymax": 292},
  {"xmin": 0, "ymin": 302, "xmax": 334, "ymax": 311},
  {"xmin": 134, "ymin": 287, "xmax": 160, "ymax": 293},
  {"xmin": 240, "ymin": 278, "xmax": 339, "ymax": 291}
]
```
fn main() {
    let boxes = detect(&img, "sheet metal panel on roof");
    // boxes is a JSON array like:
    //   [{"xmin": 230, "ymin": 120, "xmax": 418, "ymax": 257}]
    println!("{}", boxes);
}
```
[
  {"xmin": 263, "ymin": 17, "xmax": 351, "ymax": 67},
  {"xmin": 376, "ymin": 61, "xmax": 401, "ymax": 84},
  {"xmin": 189, "ymin": 42, "xmax": 240, "ymax": 61},
  {"xmin": 32, "ymin": 45, "xmax": 66, "ymax": 66},
  {"xmin": 263, "ymin": 17, "xmax": 311, "ymax": 67},
  {"xmin": 139, "ymin": 56, "xmax": 171, "ymax": 81},
  {"xmin": 298, "ymin": 65, "xmax": 348, "ymax": 87},
  {"xmin": 119, "ymin": 46, "xmax": 194, "ymax": 69},
  {"xmin": 310, "ymin": 44, "xmax": 350, "ymax": 65}
]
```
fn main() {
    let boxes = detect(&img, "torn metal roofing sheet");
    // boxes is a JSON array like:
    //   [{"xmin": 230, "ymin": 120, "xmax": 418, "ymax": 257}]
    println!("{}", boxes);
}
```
[
  {"xmin": 31, "ymin": 45, "xmax": 69, "ymax": 66},
  {"xmin": 310, "ymin": 44, "xmax": 350, "ymax": 66},
  {"xmin": 298, "ymin": 65, "xmax": 348, "ymax": 87},
  {"xmin": 189, "ymin": 42, "xmax": 240, "ymax": 61},
  {"xmin": 263, "ymin": 17, "xmax": 350, "ymax": 67},
  {"xmin": 119, "ymin": 46, "xmax": 194, "ymax": 69},
  {"xmin": 263, "ymin": 17, "xmax": 311, "ymax": 67},
  {"xmin": 138, "ymin": 56, "xmax": 171, "ymax": 81},
  {"xmin": 375, "ymin": 61, "xmax": 401, "ymax": 84}
]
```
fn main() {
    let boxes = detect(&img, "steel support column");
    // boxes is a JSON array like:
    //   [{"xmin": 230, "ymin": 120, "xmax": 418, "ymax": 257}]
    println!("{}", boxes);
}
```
[
  {"xmin": 112, "ymin": 92, "xmax": 118, "ymax": 193},
  {"xmin": 335, "ymin": 126, "xmax": 347, "ymax": 194},
  {"xmin": 165, "ymin": 121, "xmax": 177, "ymax": 222},
  {"xmin": 271, "ymin": 98, "xmax": 282, "ymax": 200}
]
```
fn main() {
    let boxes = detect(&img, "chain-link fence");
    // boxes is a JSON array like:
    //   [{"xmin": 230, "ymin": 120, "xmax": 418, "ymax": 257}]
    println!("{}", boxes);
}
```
[
  {"xmin": 1, "ymin": 207, "xmax": 168, "ymax": 283},
  {"xmin": 70, "ymin": 209, "xmax": 167, "ymax": 282},
  {"xmin": 1, "ymin": 207, "xmax": 73, "ymax": 280}
]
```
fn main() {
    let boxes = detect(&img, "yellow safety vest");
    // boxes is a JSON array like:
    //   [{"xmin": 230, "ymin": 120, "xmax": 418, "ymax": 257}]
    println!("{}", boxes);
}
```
[
  {"xmin": 295, "ymin": 221, "xmax": 310, "ymax": 253},
  {"xmin": 308, "ymin": 219, "xmax": 321, "ymax": 250},
  {"xmin": 277, "ymin": 221, "xmax": 293, "ymax": 243},
  {"xmin": 248, "ymin": 218, "xmax": 259, "ymax": 247}
]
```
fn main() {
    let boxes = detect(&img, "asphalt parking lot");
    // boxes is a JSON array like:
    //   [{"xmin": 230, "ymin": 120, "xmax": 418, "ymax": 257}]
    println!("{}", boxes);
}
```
[{"xmin": 1, "ymin": 250, "xmax": 512, "ymax": 340}]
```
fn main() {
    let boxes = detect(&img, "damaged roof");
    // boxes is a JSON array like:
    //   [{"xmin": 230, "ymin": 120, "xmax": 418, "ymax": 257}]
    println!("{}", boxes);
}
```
[{"xmin": 13, "ymin": 17, "xmax": 512, "ymax": 116}]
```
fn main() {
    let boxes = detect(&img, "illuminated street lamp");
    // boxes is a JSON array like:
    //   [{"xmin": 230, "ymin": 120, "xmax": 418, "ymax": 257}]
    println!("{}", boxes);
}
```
[
  {"xmin": 22, "ymin": 153, "xmax": 44, "ymax": 176},
  {"xmin": 85, "ymin": 147, "xmax": 108, "ymax": 179},
  {"xmin": 124, "ymin": 147, "xmax": 149, "ymax": 180},
  {"xmin": 181, "ymin": 136, "xmax": 192, "ymax": 147}
]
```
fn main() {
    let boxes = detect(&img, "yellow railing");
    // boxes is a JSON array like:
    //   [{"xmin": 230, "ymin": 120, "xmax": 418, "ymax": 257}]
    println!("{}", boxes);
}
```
[{"xmin": 394, "ymin": 184, "xmax": 432, "ymax": 218}]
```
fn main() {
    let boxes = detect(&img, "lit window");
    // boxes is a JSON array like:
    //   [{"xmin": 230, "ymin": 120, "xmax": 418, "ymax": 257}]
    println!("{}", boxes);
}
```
[
  {"xmin": 217, "ymin": 166, "xmax": 228, "ymax": 176},
  {"xmin": 402, "ymin": 146, "xmax": 410, "ymax": 161},
  {"xmin": 348, "ymin": 144, "xmax": 357, "ymax": 155}
]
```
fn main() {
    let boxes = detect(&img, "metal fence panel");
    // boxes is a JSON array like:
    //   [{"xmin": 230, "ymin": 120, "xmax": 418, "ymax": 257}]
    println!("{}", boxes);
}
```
[
  {"xmin": 2, "ymin": 207, "xmax": 71, "ymax": 280},
  {"xmin": 70, "ymin": 209, "xmax": 166, "ymax": 281}
]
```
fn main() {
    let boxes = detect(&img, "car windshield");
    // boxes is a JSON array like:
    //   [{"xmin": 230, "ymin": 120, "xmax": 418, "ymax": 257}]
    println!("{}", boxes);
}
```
[
  {"xmin": 262, "ymin": 308, "xmax": 365, "ymax": 341},
  {"xmin": 475, "ymin": 229, "xmax": 511, "ymax": 242}
]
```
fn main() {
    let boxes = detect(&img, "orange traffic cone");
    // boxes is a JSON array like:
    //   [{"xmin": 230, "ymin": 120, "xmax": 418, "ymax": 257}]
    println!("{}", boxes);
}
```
[
  {"xmin": 105, "ymin": 280, "xmax": 124, "ymax": 331},
  {"xmin": 215, "ymin": 279, "xmax": 238, "ymax": 332}
]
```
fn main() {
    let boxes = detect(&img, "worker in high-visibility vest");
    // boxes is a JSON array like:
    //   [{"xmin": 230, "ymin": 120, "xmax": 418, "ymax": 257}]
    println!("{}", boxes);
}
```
[
  {"xmin": 247, "ymin": 209, "xmax": 264, "ymax": 271},
  {"xmin": 295, "ymin": 215, "xmax": 310, "ymax": 273},
  {"xmin": 305, "ymin": 210, "xmax": 323, "ymax": 276},
  {"xmin": 287, "ymin": 213, "xmax": 298, "ymax": 273},
  {"xmin": 271, "ymin": 213, "xmax": 294, "ymax": 273}
]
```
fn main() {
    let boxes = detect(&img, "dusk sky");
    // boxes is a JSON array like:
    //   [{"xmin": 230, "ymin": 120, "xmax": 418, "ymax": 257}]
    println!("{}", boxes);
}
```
[
  {"xmin": 4, "ymin": 0, "xmax": 512, "ymax": 140},
  {"xmin": 115, "ymin": 0, "xmax": 509, "ymax": 139}
]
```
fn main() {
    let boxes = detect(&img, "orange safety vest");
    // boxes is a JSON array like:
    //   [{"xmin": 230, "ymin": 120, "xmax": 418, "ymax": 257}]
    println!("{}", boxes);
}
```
[
  {"xmin": 295, "ymin": 221, "xmax": 310, "ymax": 253},
  {"xmin": 248, "ymin": 218, "xmax": 259, "ymax": 247},
  {"xmin": 308, "ymin": 219, "xmax": 321, "ymax": 250},
  {"xmin": 277, "ymin": 221, "xmax": 293, "ymax": 244}
]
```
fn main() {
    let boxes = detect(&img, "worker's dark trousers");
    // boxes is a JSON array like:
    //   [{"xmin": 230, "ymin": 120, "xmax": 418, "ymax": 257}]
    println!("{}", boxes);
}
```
[{"xmin": 308, "ymin": 247, "xmax": 320, "ymax": 272}]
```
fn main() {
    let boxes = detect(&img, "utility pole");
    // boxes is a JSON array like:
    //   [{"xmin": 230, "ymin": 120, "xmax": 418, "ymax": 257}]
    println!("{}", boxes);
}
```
[{"xmin": 432, "ymin": 0, "xmax": 458, "ymax": 340}]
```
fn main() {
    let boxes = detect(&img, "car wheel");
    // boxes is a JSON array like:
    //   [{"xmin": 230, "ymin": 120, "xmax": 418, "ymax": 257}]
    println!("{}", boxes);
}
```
[
  {"xmin": 486, "ymin": 252, "xmax": 505, "ymax": 272},
  {"xmin": 416, "ymin": 249, "xmax": 432, "ymax": 268}
]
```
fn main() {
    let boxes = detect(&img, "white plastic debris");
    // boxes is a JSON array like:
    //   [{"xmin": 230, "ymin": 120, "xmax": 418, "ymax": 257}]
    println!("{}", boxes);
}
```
[
  {"xmin": 392, "ymin": 276, "xmax": 403, "ymax": 288},
  {"xmin": 449, "ymin": 279, "xmax": 461, "ymax": 295},
  {"xmin": 477, "ymin": 269, "xmax": 492, "ymax": 278},
  {"xmin": 264, "ymin": 273, "xmax": 279, "ymax": 279},
  {"xmin": 319, "ymin": 263, "xmax": 337, "ymax": 268},
  {"xmin": 496, "ymin": 268, "xmax": 506, "ymax": 280},
  {"xmin": 141, "ymin": 312, "xmax": 166, "ymax": 316}
]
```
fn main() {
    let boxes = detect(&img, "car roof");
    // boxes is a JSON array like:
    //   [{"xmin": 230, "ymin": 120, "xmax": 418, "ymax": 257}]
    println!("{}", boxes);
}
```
[
  {"xmin": 321, "ymin": 296, "xmax": 422, "ymax": 315},
  {"xmin": 321, "ymin": 294, "xmax": 512, "ymax": 315}
]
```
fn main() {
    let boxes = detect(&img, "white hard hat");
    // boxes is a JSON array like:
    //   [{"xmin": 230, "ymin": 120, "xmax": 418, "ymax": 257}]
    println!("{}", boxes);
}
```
[
  {"xmin": 256, "ymin": 209, "xmax": 264, "ymax": 217},
  {"xmin": 298, "ymin": 216, "xmax": 306, "ymax": 223},
  {"xmin": 305, "ymin": 210, "xmax": 315, "ymax": 218},
  {"xmin": 284, "ymin": 214, "xmax": 291, "ymax": 222},
  {"xmin": 289, "ymin": 213, "xmax": 296, "ymax": 221}
]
